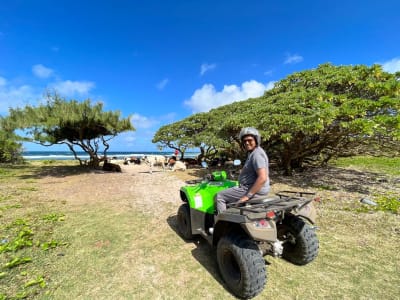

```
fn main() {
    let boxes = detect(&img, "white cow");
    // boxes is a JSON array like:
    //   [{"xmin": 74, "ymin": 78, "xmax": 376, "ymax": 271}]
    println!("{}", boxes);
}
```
[
  {"xmin": 171, "ymin": 160, "xmax": 187, "ymax": 172},
  {"xmin": 141, "ymin": 155, "xmax": 167, "ymax": 174}
]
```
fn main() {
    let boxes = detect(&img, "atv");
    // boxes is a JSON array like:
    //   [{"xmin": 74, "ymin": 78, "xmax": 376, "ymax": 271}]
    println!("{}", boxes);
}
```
[{"xmin": 176, "ymin": 161, "xmax": 319, "ymax": 299}]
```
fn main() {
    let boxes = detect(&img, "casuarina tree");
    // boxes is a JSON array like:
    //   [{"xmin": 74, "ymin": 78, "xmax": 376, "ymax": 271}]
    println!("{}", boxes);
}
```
[
  {"xmin": 0, "ymin": 117, "xmax": 23, "ymax": 163},
  {"xmin": 6, "ymin": 93, "xmax": 134, "ymax": 167}
]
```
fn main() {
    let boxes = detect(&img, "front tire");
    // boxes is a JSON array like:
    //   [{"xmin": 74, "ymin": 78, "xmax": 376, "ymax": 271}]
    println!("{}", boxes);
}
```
[
  {"xmin": 217, "ymin": 233, "xmax": 266, "ymax": 299},
  {"xmin": 277, "ymin": 216, "xmax": 319, "ymax": 265},
  {"xmin": 177, "ymin": 203, "xmax": 193, "ymax": 240}
]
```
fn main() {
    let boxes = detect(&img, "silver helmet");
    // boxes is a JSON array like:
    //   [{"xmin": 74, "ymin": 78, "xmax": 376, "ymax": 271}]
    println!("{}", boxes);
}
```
[{"xmin": 239, "ymin": 127, "xmax": 261, "ymax": 145}]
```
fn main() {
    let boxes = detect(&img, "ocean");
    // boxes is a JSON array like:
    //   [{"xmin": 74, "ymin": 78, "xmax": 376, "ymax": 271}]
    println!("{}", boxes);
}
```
[{"xmin": 23, "ymin": 151, "xmax": 199, "ymax": 161}]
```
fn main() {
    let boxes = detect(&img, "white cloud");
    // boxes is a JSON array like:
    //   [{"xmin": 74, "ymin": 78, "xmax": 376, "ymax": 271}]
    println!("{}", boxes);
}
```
[
  {"xmin": 0, "ymin": 77, "xmax": 39, "ymax": 113},
  {"xmin": 380, "ymin": 57, "xmax": 400, "ymax": 73},
  {"xmin": 110, "ymin": 112, "xmax": 179, "ymax": 151},
  {"xmin": 184, "ymin": 80, "xmax": 275, "ymax": 113},
  {"xmin": 50, "ymin": 80, "xmax": 95, "ymax": 96},
  {"xmin": 200, "ymin": 63, "xmax": 216, "ymax": 76},
  {"xmin": 156, "ymin": 78, "xmax": 169, "ymax": 90},
  {"xmin": 0, "ymin": 77, "xmax": 7, "ymax": 86},
  {"xmin": 32, "ymin": 64, "xmax": 54, "ymax": 79},
  {"xmin": 284, "ymin": 53, "xmax": 304, "ymax": 64},
  {"xmin": 131, "ymin": 113, "xmax": 159, "ymax": 129},
  {"xmin": 112, "ymin": 129, "xmax": 158, "ymax": 151}
]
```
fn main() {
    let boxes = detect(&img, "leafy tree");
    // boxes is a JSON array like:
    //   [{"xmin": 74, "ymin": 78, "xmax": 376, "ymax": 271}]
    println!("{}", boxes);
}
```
[
  {"xmin": 153, "ymin": 63, "xmax": 400, "ymax": 174},
  {"xmin": 152, "ymin": 121, "xmax": 193, "ymax": 159},
  {"xmin": 221, "ymin": 64, "xmax": 400, "ymax": 174},
  {"xmin": 152, "ymin": 112, "xmax": 234, "ymax": 162},
  {"xmin": 0, "ymin": 117, "xmax": 23, "ymax": 163},
  {"xmin": 6, "ymin": 93, "xmax": 134, "ymax": 167}
]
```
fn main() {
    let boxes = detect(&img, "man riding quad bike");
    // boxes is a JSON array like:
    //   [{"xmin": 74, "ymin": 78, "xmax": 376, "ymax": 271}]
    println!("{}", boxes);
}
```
[{"xmin": 176, "ymin": 128, "xmax": 319, "ymax": 299}]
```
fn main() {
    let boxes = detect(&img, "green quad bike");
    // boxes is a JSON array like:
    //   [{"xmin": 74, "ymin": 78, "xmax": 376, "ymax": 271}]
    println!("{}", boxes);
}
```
[{"xmin": 177, "ymin": 161, "xmax": 319, "ymax": 299}]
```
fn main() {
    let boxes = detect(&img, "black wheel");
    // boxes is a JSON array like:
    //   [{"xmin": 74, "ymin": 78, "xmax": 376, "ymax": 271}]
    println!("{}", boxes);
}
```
[
  {"xmin": 217, "ymin": 233, "xmax": 266, "ymax": 299},
  {"xmin": 177, "ymin": 203, "xmax": 193, "ymax": 240},
  {"xmin": 277, "ymin": 216, "xmax": 319, "ymax": 265}
]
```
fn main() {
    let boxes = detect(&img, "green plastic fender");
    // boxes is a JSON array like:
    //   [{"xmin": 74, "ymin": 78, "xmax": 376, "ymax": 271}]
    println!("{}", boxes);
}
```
[{"xmin": 181, "ymin": 179, "xmax": 238, "ymax": 214}]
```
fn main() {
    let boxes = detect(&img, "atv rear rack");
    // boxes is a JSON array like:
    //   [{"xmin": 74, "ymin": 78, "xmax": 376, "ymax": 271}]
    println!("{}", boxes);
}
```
[{"xmin": 227, "ymin": 191, "xmax": 316, "ymax": 216}]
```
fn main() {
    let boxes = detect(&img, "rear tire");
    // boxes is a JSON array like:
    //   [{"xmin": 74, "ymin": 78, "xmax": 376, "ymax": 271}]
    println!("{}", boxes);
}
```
[
  {"xmin": 278, "ymin": 216, "xmax": 319, "ymax": 265},
  {"xmin": 217, "ymin": 233, "xmax": 266, "ymax": 299},
  {"xmin": 177, "ymin": 203, "xmax": 193, "ymax": 240}
]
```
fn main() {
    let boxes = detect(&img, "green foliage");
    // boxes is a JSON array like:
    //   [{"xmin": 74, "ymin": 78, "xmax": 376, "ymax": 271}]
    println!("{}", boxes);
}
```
[
  {"xmin": 154, "ymin": 63, "xmax": 400, "ymax": 174},
  {"xmin": 358, "ymin": 193, "xmax": 400, "ymax": 214},
  {"xmin": 24, "ymin": 275, "xmax": 46, "ymax": 288},
  {"xmin": 152, "ymin": 110, "xmax": 243, "ymax": 161},
  {"xmin": 4, "ymin": 256, "xmax": 32, "ymax": 269},
  {"xmin": 0, "ymin": 212, "xmax": 66, "ymax": 299},
  {"xmin": 5, "ymin": 92, "xmax": 134, "ymax": 167},
  {"xmin": 41, "ymin": 213, "xmax": 65, "ymax": 222},
  {"xmin": 0, "ymin": 118, "xmax": 24, "ymax": 164},
  {"xmin": 0, "ymin": 228, "xmax": 33, "ymax": 253}
]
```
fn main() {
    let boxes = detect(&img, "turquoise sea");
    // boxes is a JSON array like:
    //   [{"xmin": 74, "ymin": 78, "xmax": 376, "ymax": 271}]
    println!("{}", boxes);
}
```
[{"xmin": 23, "ymin": 151, "xmax": 199, "ymax": 161}]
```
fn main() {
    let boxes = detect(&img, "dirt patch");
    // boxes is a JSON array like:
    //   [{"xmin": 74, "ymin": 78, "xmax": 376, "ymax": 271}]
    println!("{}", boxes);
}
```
[
  {"xmin": 36, "ymin": 163, "xmax": 186, "ymax": 216},
  {"xmin": 34, "ymin": 162, "xmax": 399, "ymax": 214}
]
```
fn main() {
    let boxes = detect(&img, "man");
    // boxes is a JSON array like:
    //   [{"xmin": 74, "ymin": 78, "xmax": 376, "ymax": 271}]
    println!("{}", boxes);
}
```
[{"xmin": 215, "ymin": 127, "xmax": 270, "ymax": 213}]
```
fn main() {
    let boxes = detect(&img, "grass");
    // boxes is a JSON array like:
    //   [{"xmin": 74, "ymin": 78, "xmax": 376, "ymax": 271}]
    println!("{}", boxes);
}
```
[
  {"xmin": 332, "ymin": 155, "xmax": 400, "ymax": 176},
  {"xmin": 0, "ymin": 158, "xmax": 399, "ymax": 299}
]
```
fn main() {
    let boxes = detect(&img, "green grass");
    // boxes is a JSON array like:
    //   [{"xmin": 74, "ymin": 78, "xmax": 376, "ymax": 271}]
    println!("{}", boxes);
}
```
[
  {"xmin": 0, "ymin": 160, "xmax": 399, "ymax": 299},
  {"xmin": 0, "ymin": 212, "xmax": 67, "ymax": 298},
  {"xmin": 332, "ymin": 155, "xmax": 400, "ymax": 176}
]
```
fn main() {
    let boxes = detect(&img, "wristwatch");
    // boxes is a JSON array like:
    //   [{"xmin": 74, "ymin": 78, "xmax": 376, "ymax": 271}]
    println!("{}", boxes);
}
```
[{"xmin": 246, "ymin": 192, "xmax": 254, "ymax": 198}]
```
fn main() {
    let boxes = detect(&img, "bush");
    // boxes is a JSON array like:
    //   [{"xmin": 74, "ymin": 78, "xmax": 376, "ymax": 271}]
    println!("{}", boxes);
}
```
[{"xmin": 0, "ymin": 130, "xmax": 24, "ymax": 164}]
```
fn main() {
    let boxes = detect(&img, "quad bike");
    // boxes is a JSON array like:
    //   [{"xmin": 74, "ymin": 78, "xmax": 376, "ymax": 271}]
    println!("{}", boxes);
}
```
[{"xmin": 176, "ymin": 161, "xmax": 319, "ymax": 299}]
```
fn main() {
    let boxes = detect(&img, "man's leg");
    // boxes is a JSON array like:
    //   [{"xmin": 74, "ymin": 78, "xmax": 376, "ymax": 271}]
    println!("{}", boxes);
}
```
[{"xmin": 215, "ymin": 186, "xmax": 247, "ymax": 213}]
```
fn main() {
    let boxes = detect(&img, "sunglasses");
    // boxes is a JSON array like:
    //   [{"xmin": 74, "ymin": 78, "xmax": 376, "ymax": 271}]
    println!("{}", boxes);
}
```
[{"xmin": 242, "ymin": 138, "xmax": 255, "ymax": 144}]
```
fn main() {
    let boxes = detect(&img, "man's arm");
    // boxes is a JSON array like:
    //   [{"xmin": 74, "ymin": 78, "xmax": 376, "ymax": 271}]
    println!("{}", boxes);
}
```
[{"xmin": 239, "ymin": 167, "xmax": 268, "ymax": 202}]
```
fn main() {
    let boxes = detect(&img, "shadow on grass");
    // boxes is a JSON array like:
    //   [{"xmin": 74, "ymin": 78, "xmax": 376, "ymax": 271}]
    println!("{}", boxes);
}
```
[
  {"xmin": 270, "ymin": 165, "xmax": 397, "ymax": 194},
  {"xmin": 166, "ymin": 214, "xmax": 231, "ymax": 293},
  {"xmin": 5, "ymin": 162, "xmax": 97, "ymax": 179},
  {"xmin": 175, "ymin": 165, "xmax": 393, "ymax": 194}
]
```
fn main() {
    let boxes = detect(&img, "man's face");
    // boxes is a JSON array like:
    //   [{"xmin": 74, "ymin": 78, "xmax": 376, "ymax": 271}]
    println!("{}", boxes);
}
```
[{"xmin": 242, "ymin": 135, "xmax": 256, "ymax": 151}]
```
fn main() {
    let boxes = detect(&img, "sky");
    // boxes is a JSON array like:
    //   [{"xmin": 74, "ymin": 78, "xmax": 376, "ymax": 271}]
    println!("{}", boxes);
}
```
[{"xmin": 1, "ymin": 0, "xmax": 400, "ymax": 152}]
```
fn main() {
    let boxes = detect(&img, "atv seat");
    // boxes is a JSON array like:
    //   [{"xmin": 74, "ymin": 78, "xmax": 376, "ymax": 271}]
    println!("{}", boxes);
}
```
[
  {"xmin": 226, "ymin": 196, "xmax": 280, "ymax": 209},
  {"xmin": 246, "ymin": 196, "xmax": 279, "ymax": 205}
]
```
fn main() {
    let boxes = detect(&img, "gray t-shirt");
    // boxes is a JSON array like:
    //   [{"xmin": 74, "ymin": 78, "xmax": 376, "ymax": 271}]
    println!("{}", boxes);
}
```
[{"xmin": 238, "ymin": 146, "xmax": 270, "ymax": 194}]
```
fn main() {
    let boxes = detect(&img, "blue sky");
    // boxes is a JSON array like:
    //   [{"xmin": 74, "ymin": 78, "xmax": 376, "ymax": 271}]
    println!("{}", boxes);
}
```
[{"xmin": 1, "ymin": 0, "xmax": 399, "ymax": 152}]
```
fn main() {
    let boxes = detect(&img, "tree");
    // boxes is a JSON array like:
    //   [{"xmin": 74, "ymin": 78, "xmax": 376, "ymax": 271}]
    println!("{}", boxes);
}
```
[
  {"xmin": 0, "ymin": 117, "xmax": 23, "ymax": 163},
  {"xmin": 221, "ymin": 64, "xmax": 400, "ymax": 173},
  {"xmin": 152, "ymin": 112, "xmax": 233, "ymax": 162},
  {"xmin": 152, "ymin": 63, "xmax": 400, "ymax": 174},
  {"xmin": 7, "ymin": 93, "xmax": 134, "ymax": 167},
  {"xmin": 152, "ymin": 121, "xmax": 193, "ymax": 159}
]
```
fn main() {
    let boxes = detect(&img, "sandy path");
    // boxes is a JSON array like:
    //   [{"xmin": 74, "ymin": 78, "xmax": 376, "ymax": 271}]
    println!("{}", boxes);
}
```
[
  {"xmin": 37, "ymin": 162, "xmax": 188, "ymax": 216},
  {"xmin": 36, "ymin": 160, "xmax": 400, "ymax": 213}
]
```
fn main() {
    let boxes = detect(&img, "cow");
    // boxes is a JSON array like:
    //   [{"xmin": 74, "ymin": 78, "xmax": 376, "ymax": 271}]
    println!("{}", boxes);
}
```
[
  {"xmin": 141, "ymin": 155, "xmax": 167, "ymax": 174},
  {"xmin": 123, "ymin": 156, "xmax": 141, "ymax": 165},
  {"xmin": 171, "ymin": 160, "xmax": 187, "ymax": 172},
  {"xmin": 167, "ymin": 157, "xmax": 187, "ymax": 172},
  {"xmin": 102, "ymin": 159, "xmax": 122, "ymax": 172}
]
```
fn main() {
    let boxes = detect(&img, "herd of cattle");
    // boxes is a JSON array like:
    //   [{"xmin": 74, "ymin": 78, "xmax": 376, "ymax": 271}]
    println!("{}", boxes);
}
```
[
  {"xmin": 100, "ymin": 153, "xmax": 234, "ymax": 173},
  {"xmin": 101, "ymin": 154, "xmax": 200, "ymax": 173}
]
